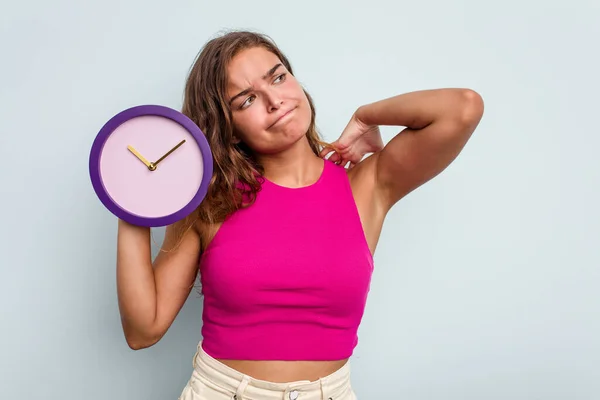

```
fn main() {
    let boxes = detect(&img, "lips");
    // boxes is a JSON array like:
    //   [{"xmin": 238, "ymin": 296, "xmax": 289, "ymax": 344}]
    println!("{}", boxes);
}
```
[{"xmin": 270, "ymin": 107, "xmax": 295, "ymax": 128}]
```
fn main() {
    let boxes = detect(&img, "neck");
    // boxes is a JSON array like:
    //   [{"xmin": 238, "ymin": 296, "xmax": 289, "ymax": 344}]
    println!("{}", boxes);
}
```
[{"xmin": 255, "ymin": 136, "xmax": 324, "ymax": 188}]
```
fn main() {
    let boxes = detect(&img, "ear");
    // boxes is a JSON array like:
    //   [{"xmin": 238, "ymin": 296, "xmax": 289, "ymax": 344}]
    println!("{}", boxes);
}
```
[{"xmin": 232, "ymin": 135, "xmax": 241, "ymax": 144}]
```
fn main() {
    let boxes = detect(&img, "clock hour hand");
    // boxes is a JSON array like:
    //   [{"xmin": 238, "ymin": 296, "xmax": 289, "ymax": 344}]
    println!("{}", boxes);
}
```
[
  {"xmin": 153, "ymin": 139, "xmax": 186, "ymax": 167},
  {"xmin": 127, "ymin": 145, "xmax": 153, "ymax": 169}
]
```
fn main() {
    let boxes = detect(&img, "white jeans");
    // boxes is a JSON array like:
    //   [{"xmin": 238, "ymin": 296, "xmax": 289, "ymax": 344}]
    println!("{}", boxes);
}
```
[{"xmin": 178, "ymin": 341, "xmax": 357, "ymax": 400}]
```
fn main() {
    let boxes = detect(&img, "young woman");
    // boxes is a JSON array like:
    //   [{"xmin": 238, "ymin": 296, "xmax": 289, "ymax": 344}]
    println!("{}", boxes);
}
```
[{"xmin": 115, "ymin": 30, "xmax": 484, "ymax": 400}]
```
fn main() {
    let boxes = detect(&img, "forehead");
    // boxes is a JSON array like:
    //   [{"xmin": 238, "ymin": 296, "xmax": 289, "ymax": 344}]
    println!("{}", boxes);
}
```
[{"xmin": 226, "ymin": 47, "xmax": 282, "ymax": 89}]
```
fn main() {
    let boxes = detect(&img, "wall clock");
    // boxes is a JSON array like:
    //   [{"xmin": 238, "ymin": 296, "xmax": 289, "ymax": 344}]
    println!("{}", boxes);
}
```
[{"xmin": 89, "ymin": 105, "xmax": 212, "ymax": 227}]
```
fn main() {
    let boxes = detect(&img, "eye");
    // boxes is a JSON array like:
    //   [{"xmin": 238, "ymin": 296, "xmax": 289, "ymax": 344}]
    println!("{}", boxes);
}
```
[
  {"xmin": 273, "ymin": 73, "xmax": 287, "ymax": 84},
  {"xmin": 240, "ymin": 95, "xmax": 256, "ymax": 109}
]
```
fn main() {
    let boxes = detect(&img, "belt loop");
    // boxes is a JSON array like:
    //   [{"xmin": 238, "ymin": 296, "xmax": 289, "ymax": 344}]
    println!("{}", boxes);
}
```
[
  {"xmin": 192, "ymin": 348, "xmax": 199, "ymax": 369},
  {"xmin": 319, "ymin": 378, "xmax": 334, "ymax": 400},
  {"xmin": 192, "ymin": 341, "xmax": 203, "ymax": 369},
  {"xmin": 320, "ymin": 379, "xmax": 325, "ymax": 400},
  {"xmin": 233, "ymin": 375, "xmax": 250, "ymax": 399}
]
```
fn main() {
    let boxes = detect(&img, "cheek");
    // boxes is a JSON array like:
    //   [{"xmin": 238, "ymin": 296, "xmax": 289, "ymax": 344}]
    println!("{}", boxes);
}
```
[
  {"xmin": 234, "ymin": 110, "xmax": 266, "ymax": 140},
  {"xmin": 298, "ymin": 93, "xmax": 312, "ymax": 123},
  {"xmin": 300, "ymin": 106, "xmax": 313, "ymax": 130},
  {"xmin": 294, "ymin": 87, "xmax": 311, "ymax": 112}
]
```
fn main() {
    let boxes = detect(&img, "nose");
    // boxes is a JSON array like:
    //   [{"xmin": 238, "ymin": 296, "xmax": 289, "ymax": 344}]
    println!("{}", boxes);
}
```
[{"xmin": 264, "ymin": 89, "xmax": 283, "ymax": 112}]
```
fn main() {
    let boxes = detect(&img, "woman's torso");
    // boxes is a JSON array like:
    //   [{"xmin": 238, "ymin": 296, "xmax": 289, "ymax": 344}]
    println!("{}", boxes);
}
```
[{"xmin": 196, "ymin": 157, "xmax": 385, "ymax": 382}]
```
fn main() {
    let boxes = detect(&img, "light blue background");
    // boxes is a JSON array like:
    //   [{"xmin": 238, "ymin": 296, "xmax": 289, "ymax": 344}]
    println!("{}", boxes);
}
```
[{"xmin": 1, "ymin": 1, "xmax": 599, "ymax": 399}]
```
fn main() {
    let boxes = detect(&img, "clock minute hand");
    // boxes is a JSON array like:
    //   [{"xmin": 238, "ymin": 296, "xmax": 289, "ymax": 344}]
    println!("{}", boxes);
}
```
[{"xmin": 153, "ymin": 139, "xmax": 186, "ymax": 167}]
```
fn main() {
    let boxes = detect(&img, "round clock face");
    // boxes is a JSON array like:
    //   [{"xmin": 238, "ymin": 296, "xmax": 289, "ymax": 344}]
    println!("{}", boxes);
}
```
[{"xmin": 89, "ymin": 105, "xmax": 212, "ymax": 227}]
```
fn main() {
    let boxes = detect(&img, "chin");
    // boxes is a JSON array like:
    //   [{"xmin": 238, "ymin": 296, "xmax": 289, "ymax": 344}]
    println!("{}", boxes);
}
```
[{"xmin": 290, "ymin": 119, "xmax": 312, "ymax": 141}]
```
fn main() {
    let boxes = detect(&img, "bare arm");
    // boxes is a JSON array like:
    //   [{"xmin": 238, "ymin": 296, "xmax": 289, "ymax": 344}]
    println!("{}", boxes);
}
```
[
  {"xmin": 355, "ymin": 88, "xmax": 484, "ymax": 211},
  {"xmin": 116, "ymin": 218, "xmax": 201, "ymax": 350}
]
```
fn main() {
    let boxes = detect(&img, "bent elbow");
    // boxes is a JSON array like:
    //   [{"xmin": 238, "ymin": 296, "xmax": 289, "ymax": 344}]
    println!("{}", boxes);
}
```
[
  {"xmin": 123, "ymin": 327, "xmax": 162, "ymax": 350},
  {"xmin": 125, "ymin": 335, "xmax": 159, "ymax": 350},
  {"xmin": 460, "ymin": 89, "xmax": 485, "ymax": 126}
]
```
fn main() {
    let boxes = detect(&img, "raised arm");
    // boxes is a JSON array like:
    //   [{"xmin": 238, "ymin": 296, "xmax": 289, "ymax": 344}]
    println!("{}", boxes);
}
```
[
  {"xmin": 356, "ymin": 88, "xmax": 484, "ymax": 211},
  {"xmin": 116, "ymin": 219, "xmax": 201, "ymax": 349}
]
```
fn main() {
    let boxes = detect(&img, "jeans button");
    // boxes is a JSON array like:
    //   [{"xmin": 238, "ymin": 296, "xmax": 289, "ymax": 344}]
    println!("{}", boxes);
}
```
[{"xmin": 289, "ymin": 390, "xmax": 299, "ymax": 400}]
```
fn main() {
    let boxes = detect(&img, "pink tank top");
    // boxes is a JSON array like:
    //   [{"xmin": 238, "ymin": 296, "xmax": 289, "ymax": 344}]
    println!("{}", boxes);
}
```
[{"xmin": 199, "ymin": 159, "xmax": 374, "ymax": 360}]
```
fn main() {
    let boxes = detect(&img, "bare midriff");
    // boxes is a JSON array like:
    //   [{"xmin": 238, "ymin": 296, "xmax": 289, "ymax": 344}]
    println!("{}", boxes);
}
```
[{"xmin": 216, "ymin": 358, "xmax": 349, "ymax": 383}]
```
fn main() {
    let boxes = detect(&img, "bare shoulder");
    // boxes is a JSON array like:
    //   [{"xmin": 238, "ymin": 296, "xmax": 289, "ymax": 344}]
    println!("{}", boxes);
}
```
[
  {"xmin": 153, "ymin": 219, "xmax": 202, "ymax": 282},
  {"xmin": 197, "ymin": 220, "xmax": 223, "ymax": 254},
  {"xmin": 159, "ymin": 219, "xmax": 201, "ymax": 256},
  {"xmin": 346, "ymin": 153, "xmax": 387, "ymax": 256}
]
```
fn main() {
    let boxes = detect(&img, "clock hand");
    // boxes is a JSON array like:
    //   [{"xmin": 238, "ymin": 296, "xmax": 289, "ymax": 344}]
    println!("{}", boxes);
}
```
[
  {"xmin": 127, "ymin": 145, "xmax": 154, "ymax": 169},
  {"xmin": 153, "ymin": 139, "xmax": 186, "ymax": 167}
]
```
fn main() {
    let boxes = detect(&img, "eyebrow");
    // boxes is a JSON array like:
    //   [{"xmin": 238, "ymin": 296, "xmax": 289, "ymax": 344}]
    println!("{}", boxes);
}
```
[{"xmin": 228, "ymin": 63, "xmax": 283, "ymax": 105}]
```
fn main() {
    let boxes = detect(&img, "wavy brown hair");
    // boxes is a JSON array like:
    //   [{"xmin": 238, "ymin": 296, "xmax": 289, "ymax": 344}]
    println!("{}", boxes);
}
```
[{"xmin": 167, "ymin": 30, "xmax": 331, "ymax": 251}]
